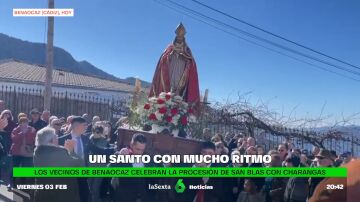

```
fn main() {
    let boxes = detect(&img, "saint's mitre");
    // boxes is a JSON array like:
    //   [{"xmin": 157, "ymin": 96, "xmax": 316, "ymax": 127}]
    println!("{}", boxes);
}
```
[{"xmin": 175, "ymin": 23, "xmax": 186, "ymax": 37}]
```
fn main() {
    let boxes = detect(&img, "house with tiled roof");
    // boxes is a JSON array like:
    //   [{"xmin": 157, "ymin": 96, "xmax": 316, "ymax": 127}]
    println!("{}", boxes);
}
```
[{"xmin": 0, "ymin": 59, "xmax": 137, "ymax": 100}]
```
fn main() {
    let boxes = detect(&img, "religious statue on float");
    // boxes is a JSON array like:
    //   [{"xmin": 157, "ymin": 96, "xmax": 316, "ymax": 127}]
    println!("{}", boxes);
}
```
[{"xmin": 149, "ymin": 23, "xmax": 200, "ymax": 108}]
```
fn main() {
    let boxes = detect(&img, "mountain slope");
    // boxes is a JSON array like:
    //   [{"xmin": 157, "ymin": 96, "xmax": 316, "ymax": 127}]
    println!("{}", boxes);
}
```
[{"xmin": 0, "ymin": 33, "xmax": 151, "ymax": 87}]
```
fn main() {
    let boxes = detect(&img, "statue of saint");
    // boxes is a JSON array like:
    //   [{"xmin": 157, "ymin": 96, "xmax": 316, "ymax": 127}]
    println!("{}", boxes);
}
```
[{"xmin": 149, "ymin": 23, "xmax": 200, "ymax": 106}]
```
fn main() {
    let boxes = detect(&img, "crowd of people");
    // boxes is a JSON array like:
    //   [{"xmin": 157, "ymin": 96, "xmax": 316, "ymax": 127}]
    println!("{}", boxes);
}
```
[
  {"xmin": 0, "ymin": 102, "xmax": 117, "ymax": 202},
  {"xmin": 195, "ymin": 129, "xmax": 352, "ymax": 202},
  {"xmin": 0, "ymin": 99, "xmax": 356, "ymax": 202}
]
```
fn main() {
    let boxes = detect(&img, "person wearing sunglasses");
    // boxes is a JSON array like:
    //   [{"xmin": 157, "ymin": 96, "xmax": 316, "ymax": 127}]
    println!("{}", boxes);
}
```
[
  {"xmin": 50, "ymin": 118, "xmax": 64, "ymax": 139},
  {"xmin": 284, "ymin": 153, "xmax": 308, "ymax": 202}
]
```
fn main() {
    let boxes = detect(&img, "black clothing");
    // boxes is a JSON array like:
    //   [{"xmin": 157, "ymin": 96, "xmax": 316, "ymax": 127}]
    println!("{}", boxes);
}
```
[
  {"xmin": 33, "ymin": 145, "xmax": 83, "ymax": 202},
  {"xmin": 110, "ymin": 162, "xmax": 155, "ymax": 202},
  {"xmin": 58, "ymin": 134, "xmax": 91, "ymax": 202},
  {"xmin": 29, "ymin": 119, "xmax": 47, "ymax": 131}
]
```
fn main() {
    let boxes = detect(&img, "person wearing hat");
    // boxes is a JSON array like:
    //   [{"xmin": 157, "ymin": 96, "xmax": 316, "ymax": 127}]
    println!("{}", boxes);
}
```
[
  {"xmin": 307, "ymin": 149, "xmax": 334, "ymax": 200},
  {"xmin": 58, "ymin": 116, "xmax": 90, "ymax": 202},
  {"xmin": 313, "ymin": 149, "xmax": 334, "ymax": 167},
  {"xmin": 29, "ymin": 109, "xmax": 47, "ymax": 132}
]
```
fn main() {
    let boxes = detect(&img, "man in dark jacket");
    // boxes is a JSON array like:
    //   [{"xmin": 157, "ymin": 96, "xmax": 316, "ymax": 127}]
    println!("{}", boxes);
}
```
[
  {"xmin": 33, "ymin": 127, "xmax": 84, "ymax": 202},
  {"xmin": 110, "ymin": 133, "xmax": 155, "ymax": 202},
  {"xmin": 58, "ymin": 116, "xmax": 90, "ymax": 202},
  {"xmin": 284, "ymin": 153, "xmax": 308, "ymax": 202},
  {"xmin": 177, "ymin": 141, "xmax": 225, "ymax": 202},
  {"xmin": 58, "ymin": 117, "xmax": 90, "ymax": 164},
  {"xmin": 29, "ymin": 109, "xmax": 47, "ymax": 132},
  {"xmin": 227, "ymin": 133, "xmax": 241, "ymax": 152},
  {"xmin": 307, "ymin": 149, "xmax": 334, "ymax": 200},
  {"xmin": 263, "ymin": 152, "xmax": 287, "ymax": 202}
]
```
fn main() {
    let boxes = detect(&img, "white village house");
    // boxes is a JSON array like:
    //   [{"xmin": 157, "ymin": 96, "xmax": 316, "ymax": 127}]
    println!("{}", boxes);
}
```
[
  {"xmin": 0, "ymin": 59, "xmax": 142, "ymax": 119},
  {"xmin": 0, "ymin": 59, "xmax": 136, "ymax": 101}
]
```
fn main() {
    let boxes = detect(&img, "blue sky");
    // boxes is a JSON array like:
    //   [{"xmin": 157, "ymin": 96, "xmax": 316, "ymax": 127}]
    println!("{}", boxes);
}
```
[{"xmin": 1, "ymin": 0, "xmax": 359, "ymax": 125}]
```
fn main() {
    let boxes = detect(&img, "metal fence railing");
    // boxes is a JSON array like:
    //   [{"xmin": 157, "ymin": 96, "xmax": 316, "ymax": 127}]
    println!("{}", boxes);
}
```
[
  {"xmin": 0, "ymin": 85, "xmax": 128, "ymax": 122},
  {"xmin": 202, "ymin": 123, "xmax": 360, "ymax": 157}
]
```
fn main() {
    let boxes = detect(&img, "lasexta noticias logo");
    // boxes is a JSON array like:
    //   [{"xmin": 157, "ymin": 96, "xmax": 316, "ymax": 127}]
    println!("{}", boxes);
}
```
[{"xmin": 175, "ymin": 179, "xmax": 186, "ymax": 193}]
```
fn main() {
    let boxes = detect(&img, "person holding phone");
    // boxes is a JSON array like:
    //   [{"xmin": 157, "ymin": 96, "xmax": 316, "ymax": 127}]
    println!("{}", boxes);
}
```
[{"xmin": 1, "ymin": 110, "xmax": 17, "ymax": 154}]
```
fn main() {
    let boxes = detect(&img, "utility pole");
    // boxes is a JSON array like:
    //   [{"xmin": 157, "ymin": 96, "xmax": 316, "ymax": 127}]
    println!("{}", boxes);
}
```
[{"xmin": 44, "ymin": 0, "xmax": 54, "ymax": 111}]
